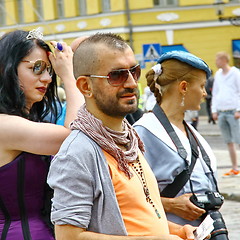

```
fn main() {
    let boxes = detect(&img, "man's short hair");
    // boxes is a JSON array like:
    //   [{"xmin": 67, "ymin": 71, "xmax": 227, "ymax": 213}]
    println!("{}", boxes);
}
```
[
  {"xmin": 73, "ymin": 33, "xmax": 129, "ymax": 79},
  {"xmin": 216, "ymin": 51, "xmax": 230, "ymax": 62}
]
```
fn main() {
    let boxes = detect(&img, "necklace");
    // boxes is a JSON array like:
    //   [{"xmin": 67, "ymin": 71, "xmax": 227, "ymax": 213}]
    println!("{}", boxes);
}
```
[{"xmin": 130, "ymin": 157, "xmax": 161, "ymax": 219}]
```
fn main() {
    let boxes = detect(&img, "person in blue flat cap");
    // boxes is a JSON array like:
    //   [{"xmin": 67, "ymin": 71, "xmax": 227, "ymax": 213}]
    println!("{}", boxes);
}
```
[{"xmin": 134, "ymin": 51, "xmax": 223, "ymax": 228}]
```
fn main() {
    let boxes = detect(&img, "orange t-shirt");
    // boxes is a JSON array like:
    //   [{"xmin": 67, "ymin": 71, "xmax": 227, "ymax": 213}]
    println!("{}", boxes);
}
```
[{"xmin": 103, "ymin": 150, "xmax": 169, "ymax": 236}]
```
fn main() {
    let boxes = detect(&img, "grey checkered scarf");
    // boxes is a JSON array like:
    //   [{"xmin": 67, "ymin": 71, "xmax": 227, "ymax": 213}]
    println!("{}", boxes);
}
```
[{"xmin": 70, "ymin": 104, "xmax": 145, "ymax": 178}]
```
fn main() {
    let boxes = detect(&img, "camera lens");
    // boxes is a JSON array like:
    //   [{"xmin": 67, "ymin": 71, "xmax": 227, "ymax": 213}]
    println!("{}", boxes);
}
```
[{"xmin": 209, "ymin": 210, "xmax": 229, "ymax": 240}]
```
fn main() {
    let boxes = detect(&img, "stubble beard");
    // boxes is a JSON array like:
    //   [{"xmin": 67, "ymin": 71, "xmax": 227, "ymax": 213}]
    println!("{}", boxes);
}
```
[{"xmin": 96, "ymin": 98, "xmax": 138, "ymax": 118}]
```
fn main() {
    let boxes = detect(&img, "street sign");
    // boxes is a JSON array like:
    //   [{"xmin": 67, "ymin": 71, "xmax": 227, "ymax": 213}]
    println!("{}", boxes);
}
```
[{"xmin": 143, "ymin": 43, "xmax": 161, "ymax": 62}]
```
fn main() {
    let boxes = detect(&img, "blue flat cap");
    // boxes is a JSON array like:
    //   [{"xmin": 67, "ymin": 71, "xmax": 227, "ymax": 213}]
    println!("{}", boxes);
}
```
[{"xmin": 157, "ymin": 50, "xmax": 211, "ymax": 78}]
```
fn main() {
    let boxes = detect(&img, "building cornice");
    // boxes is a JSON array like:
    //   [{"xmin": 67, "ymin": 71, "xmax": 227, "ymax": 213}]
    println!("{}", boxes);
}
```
[{"xmin": 42, "ymin": 20, "xmax": 231, "ymax": 41}]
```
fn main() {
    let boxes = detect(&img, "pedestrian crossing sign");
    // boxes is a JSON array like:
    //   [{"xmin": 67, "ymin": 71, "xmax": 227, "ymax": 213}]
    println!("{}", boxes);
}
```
[{"xmin": 143, "ymin": 43, "xmax": 161, "ymax": 62}]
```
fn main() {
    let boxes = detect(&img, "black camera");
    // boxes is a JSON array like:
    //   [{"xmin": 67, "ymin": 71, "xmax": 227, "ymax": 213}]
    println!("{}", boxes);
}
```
[
  {"xmin": 190, "ymin": 191, "xmax": 224, "ymax": 211},
  {"xmin": 190, "ymin": 191, "xmax": 229, "ymax": 240}
]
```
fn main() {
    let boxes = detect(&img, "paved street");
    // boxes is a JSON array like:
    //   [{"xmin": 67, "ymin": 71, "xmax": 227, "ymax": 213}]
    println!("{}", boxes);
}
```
[
  {"xmin": 219, "ymin": 200, "xmax": 240, "ymax": 240},
  {"xmin": 197, "ymin": 116, "xmax": 240, "ymax": 240}
]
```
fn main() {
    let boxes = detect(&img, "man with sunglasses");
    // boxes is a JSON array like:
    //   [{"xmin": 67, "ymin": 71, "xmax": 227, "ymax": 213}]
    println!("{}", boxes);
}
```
[{"xmin": 47, "ymin": 33, "xmax": 195, "ymax": 240}]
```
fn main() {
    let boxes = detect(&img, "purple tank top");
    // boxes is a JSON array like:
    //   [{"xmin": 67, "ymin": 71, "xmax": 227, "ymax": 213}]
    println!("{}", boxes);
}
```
[{"xmin": 0, "ymin": 152, "xmax": 54, "ymax": 240}]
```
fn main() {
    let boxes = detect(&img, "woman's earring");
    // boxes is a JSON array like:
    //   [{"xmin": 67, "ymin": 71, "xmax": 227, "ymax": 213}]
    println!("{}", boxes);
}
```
[
  {"xmin": 86, "ymin": 92, "xmax": 92, "ymax": 97},
  {"xmin": 180, "ymin": 95, "xmax": 185, "ymax": 107}
]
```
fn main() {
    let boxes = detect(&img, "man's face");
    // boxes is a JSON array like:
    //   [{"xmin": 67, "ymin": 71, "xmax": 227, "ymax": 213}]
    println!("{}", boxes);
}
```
[
  {"xmin": 215, "ymin": 56, "xmax": 226, "ymax": 69},
  {"xmin": 90, "ymin": 46, "xmax": 140, "ymax": 118}
]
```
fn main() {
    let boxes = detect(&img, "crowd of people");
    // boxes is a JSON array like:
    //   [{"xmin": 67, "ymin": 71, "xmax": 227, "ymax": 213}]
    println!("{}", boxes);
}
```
[{"xmin": 0, "ymin": 28, "xmax": 232, "ymax": 240}]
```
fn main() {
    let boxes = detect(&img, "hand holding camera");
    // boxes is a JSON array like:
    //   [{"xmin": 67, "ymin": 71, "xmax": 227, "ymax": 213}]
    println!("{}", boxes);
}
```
[{"xmin": 190, "ymin": 191, "xmax": 229, "ymax": 240}]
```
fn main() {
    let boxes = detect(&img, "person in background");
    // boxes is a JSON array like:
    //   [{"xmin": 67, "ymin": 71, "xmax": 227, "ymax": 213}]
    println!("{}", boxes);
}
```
[
  {"xmin": 57, "ymin": 86, "xmax": 66, "ymax": 103},
  {"xmin": 184, "ymin": 110, "xmax": 199, "ymax": 130},
  {"xmin": 0, "ymin": 29, "xmax": 84, "ymax": 239},
  {"xmin": 55, "ymin": 86, "xmax": 67, "ymax": 126},
  {"xmin": 47, "ymin": 33, "xmax": 195, "ymax": 240},
  {"xmin": 205, "ymin": 70, "xmax": 215, "ymax": 124},
  {"xmin": 211, "ymin": 51, "xmax": 240, "ymax": 176},
  {"xmin": 44, "ymin": 86, "xmax": 65, "ymax": 124},
  {"xmin": 134, "ymin": 51, "xmax": 219, "ymax": 227},
  {"xmin": 142, "ymin": 86, "xmax": 157, "ymax": 112}
]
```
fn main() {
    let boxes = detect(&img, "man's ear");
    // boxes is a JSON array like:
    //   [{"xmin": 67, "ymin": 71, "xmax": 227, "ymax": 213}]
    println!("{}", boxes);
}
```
[{"xmin": 76, "ymin": 76, "xmax": 93, "ymax": 98}]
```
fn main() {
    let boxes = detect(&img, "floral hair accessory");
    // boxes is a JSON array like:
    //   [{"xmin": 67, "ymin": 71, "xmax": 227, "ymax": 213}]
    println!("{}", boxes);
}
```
[
  {"xmin": 152, "ymin": 64, "xmax": 162, "ymax": 81},
  {"xmin": 26, "ymin": 28, "xmax": 44, "ymax": 40},
  {"xmin": 151, "ymin": 64, "xmax": 162, "ymax": 95}
]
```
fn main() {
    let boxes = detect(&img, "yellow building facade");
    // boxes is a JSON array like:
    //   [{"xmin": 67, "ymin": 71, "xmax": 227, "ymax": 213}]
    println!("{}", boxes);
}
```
[{"xmin": 0, "ymin": 0, "xmax": 240, "ymax": 89}]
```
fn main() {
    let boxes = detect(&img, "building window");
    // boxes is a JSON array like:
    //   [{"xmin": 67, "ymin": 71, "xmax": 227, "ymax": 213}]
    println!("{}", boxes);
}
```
[
  {"xmin": 0, "ymin": 0, "xmax": 6, "ymax": 26},
  {"xmin": 57, "ymin": 0, "xmax": 65, "ymax": 18},
  {"xmin": 154, "ymin": 0, "xmax": 178, "ymax": 7},
  {"xmin": 233, "ymin": 39, "xmax": 240, "ymax": 68},
  {"xmin": 102, "ymin": 0, "xmax": 110, "ymax": 12},
  {"xmin": 18, "ymin": 0, "xmax": 24, "ymax": 23},
  {"xmin": 78, "ymin": 0, "xmax": 87, "ymax": 16},
  {"xmin": 35, "ymin": 0, "xmax": 44, "ymax": 21}
]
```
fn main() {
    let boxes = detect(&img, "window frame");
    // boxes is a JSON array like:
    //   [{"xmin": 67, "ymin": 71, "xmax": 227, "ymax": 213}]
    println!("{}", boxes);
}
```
[
  {"xmin": 57, "ymin": 0, "xmax": 65, "ymax": 18},
  {"xmin": 153, "ymin": 0, "xmax": 178, "ymax": 7},
  {"xmin": 0, "ymin": 0, "xmax": 6, "ymax": 26},
  {"xmin": 18, "ymin": 0, "xmax": 24, "ymax": 24},
  {"xmin": 102, "ymin": 0, "xmax": 111, "ymax": 13},
  {"xmin": 78, "ymin": 0, "xmax": 87, "ymax": 16}
]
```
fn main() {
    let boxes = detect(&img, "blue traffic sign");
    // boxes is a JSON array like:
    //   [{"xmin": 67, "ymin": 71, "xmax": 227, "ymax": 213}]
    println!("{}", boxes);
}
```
[{"xmin": 143, "ymin": 43, "xmax": 161, "ymax": 62}]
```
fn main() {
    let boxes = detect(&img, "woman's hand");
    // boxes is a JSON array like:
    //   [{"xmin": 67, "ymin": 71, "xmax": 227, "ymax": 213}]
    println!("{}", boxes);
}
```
[
  {"xmin": 162, "ymin": 194, "xmax": 206, "ymax": 221},
  {"xmin": 49, "ymin": 41, "xmax": 75, "ymax": 81},
  {"xmin": 48, "ymin": 40, "xmax": 85, "ymax": 127}
]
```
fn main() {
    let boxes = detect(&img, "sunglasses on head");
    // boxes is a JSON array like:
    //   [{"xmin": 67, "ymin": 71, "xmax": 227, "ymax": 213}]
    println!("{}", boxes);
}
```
[
  {"xmin": 85, "ymin": 64, "xmax": 141, "ymax": 87},
  {"xmin": 22, "ymin": 59, "xmax": 53, "ymax": 77}
]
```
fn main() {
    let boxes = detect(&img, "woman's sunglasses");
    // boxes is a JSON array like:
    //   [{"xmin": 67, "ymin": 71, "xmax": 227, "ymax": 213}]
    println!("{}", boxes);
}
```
[
  {"xmin": 85, "ymin": 64, "xmax": 141, "ymax": 87},
  {"xmin": 22, "ymin": 59, "xmax": 53, "ymax": 77}
]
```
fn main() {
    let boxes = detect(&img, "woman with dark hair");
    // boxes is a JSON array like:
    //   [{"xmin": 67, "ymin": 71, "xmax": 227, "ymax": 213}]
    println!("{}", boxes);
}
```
[{"xmin": 0, "ymin": 29, "xmax": 84, "ymax": 239}]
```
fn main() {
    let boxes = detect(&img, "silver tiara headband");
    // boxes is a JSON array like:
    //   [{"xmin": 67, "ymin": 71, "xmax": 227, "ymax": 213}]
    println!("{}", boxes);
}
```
[{"xmin": 26, "ymin": 28, "xmax": 44, "ymax": 40}]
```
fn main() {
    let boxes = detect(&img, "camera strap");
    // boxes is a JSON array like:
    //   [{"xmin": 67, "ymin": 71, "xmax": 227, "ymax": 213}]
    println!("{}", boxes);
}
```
[
  {"xmin": 184, "ymin": 122, "xmax": 219, "ymax": 193},
  {"xmin": 152, "ymin": 104, "xmax": 219, "ymax": 198},
  {"xmin": 152, "ymin": 104, "xmax": 198, "ymax": 197}
]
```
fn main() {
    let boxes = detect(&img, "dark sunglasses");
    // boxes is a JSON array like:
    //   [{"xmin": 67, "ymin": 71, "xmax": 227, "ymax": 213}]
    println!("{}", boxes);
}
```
[
  {"xmin": 85, "ymin": 64, "xmax": 141, "ymax": 87},
  {"xmin": 22, "ymin": 59, "xmax": 53, "ymax": 77}
]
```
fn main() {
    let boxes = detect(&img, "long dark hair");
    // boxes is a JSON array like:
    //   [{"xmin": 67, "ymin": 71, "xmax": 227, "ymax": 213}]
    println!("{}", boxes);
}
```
[{"xmin": 0, "ymin": 30, "xmax": 61, "ymax": 122}]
